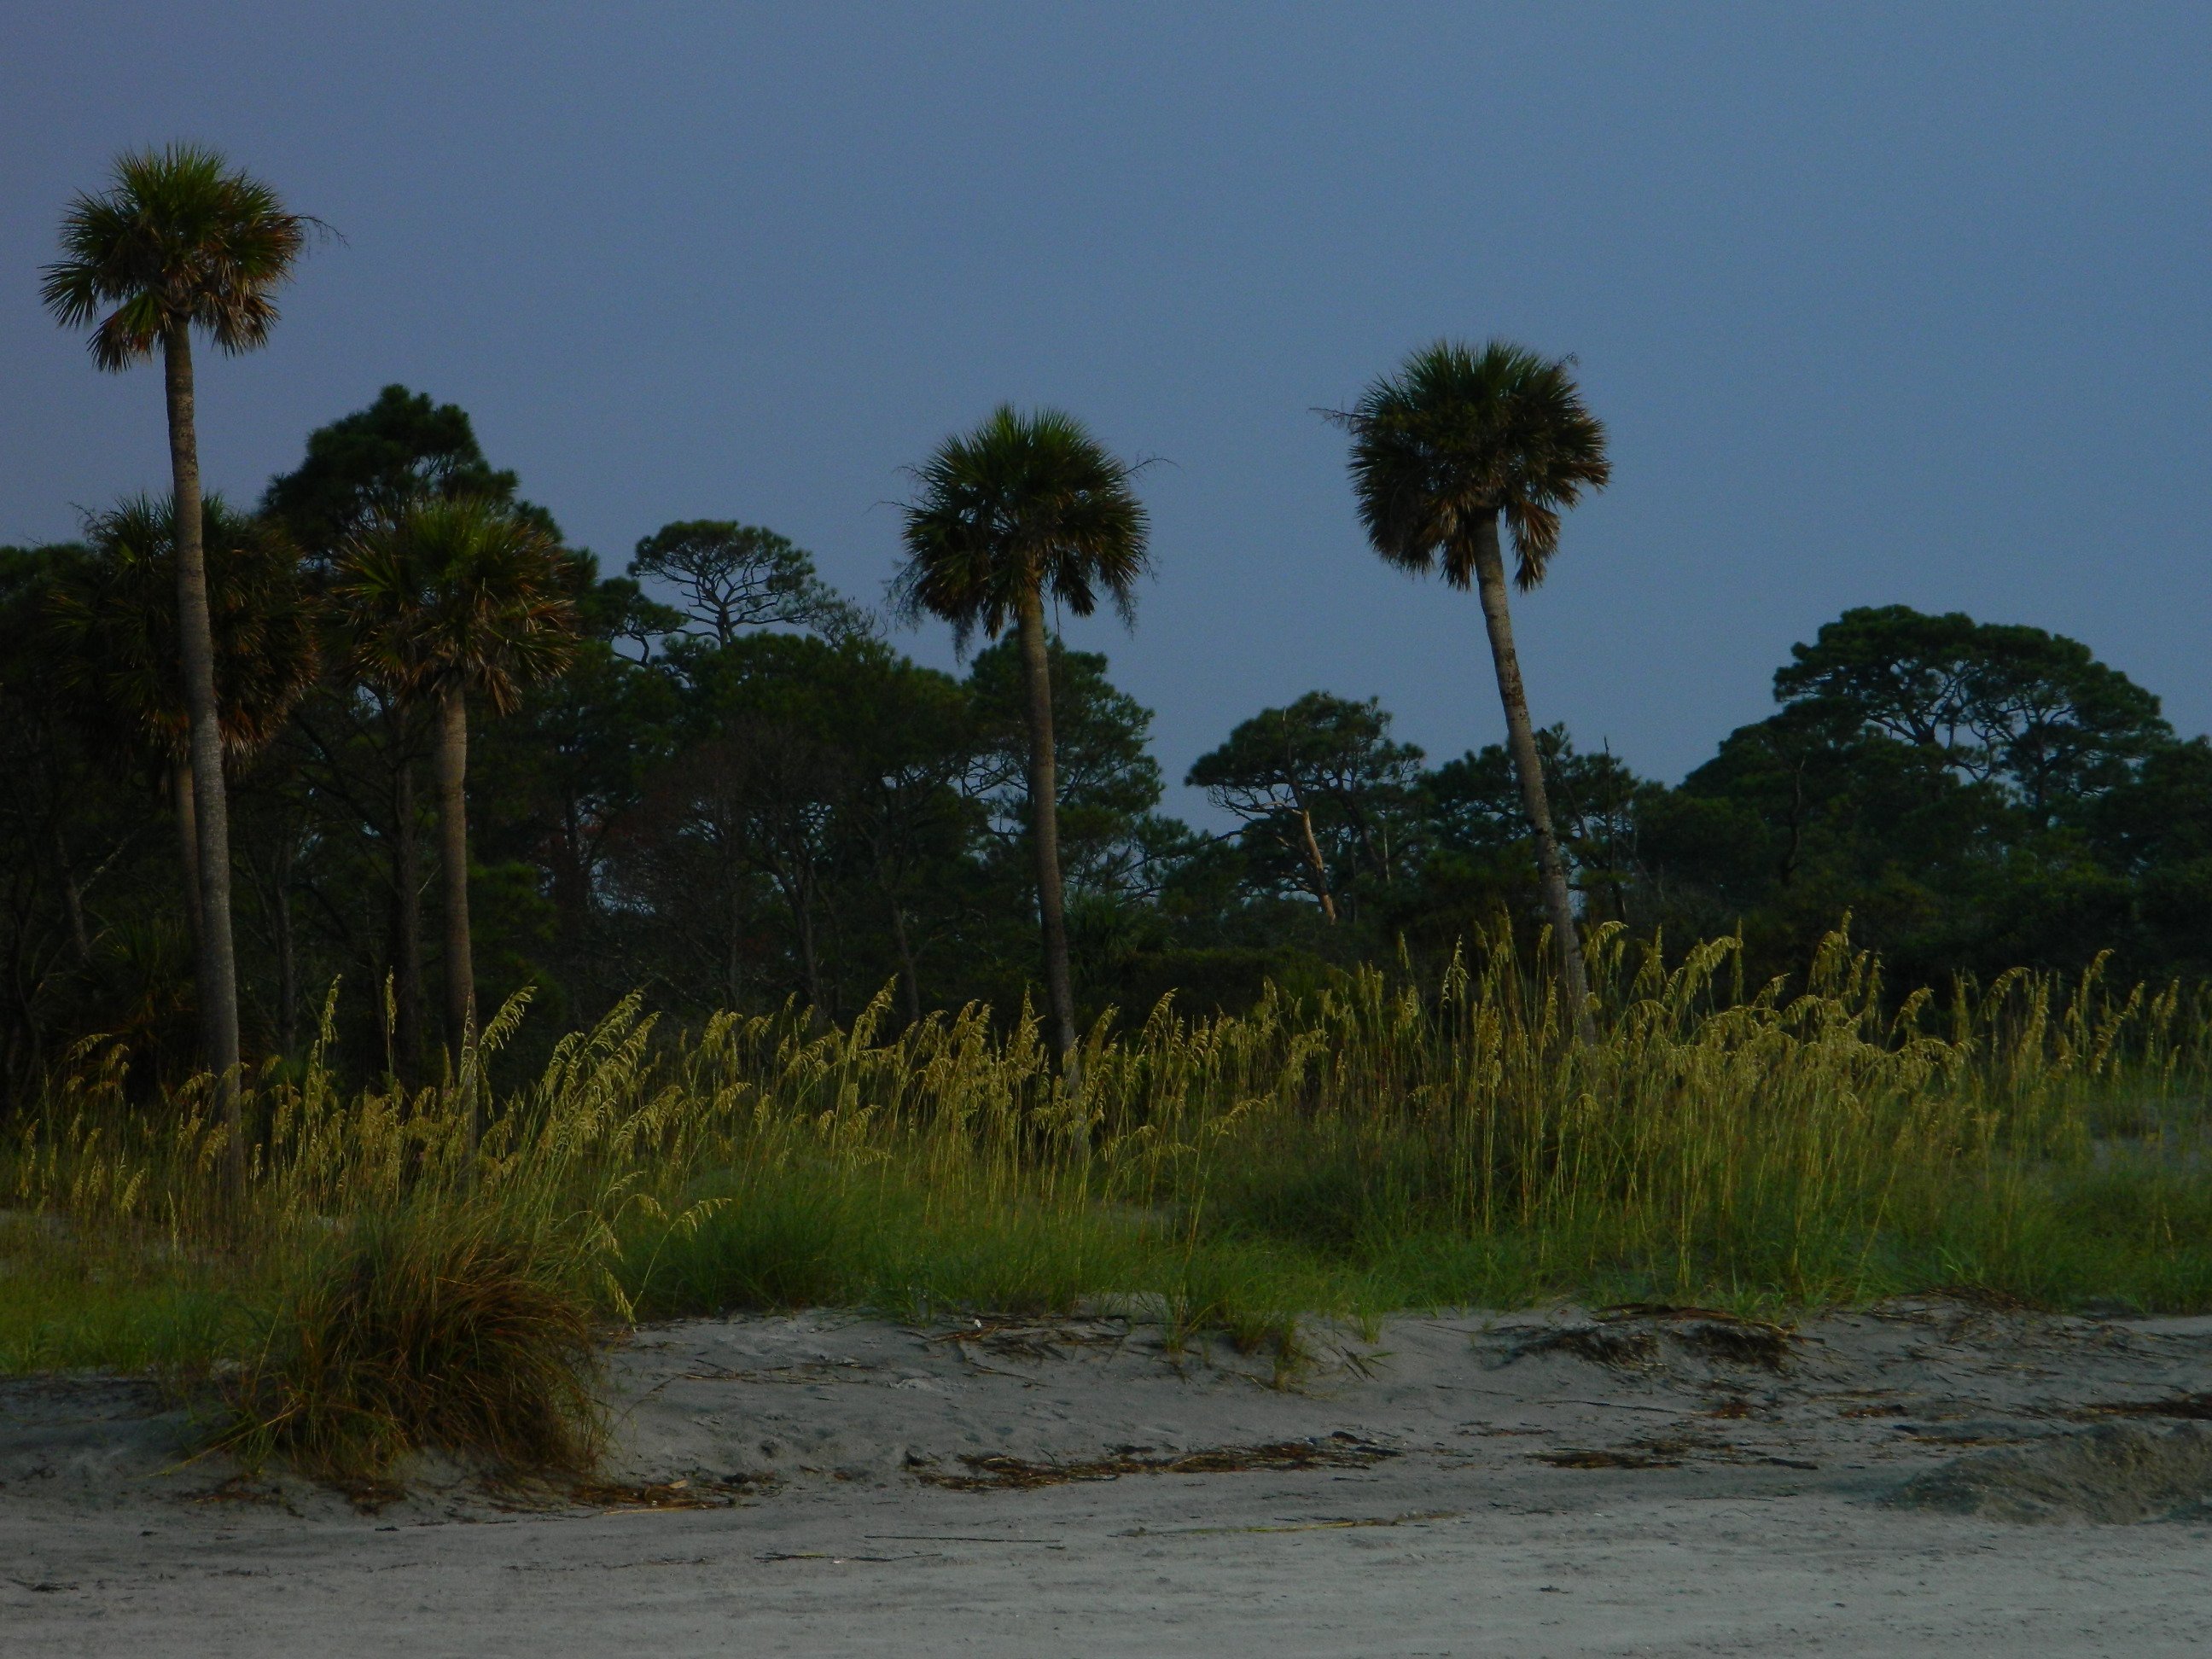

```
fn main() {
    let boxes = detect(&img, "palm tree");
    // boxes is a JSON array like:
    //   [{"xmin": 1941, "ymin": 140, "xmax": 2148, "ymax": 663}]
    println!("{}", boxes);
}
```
[
  {"xmin": 42, "ymin": 144, "xmax": 313, "ymax": 1144},
  {"xmin": 1335, "ymin": 341, "xmax": 1611, "ymax": 1044},
  {"xmin": 892, "ymin": 406, "xmax": 1150, "ymax": 1070},
  {"xmin": 331, "ymin": 497, "xmax": 578, "ymax": 1088},
  {"xmin": 46, "ymin": 495, "xmax": 317, "ymax": 951}
]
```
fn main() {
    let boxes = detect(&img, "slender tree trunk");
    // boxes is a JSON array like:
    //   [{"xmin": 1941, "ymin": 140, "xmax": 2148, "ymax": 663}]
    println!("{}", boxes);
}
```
[
  {"xmin": 876, "ymin": 847, "xmax": 924, "ymax": 1026},
  {"xmin": 1279, "ymin": 717, "xmax": 1336, "ymax": 922},
  {"xmin": 434, "ymin": 683, "xmax": 475, "ymax": 1067},
  {"xmin": 387, "ymin": 738, "xmax": 424, "ymax": 1085},
  {"xmin": 272, "ymin": 829, "xmax": 299, "ymax": 1062},
  {"xmin": 890, "ymin": 904, "xmax": 922, "ymax": 1027},
  {"xmin": 162, "ymin": 323, "xmax": 245, "ymax": 1190},
  {"xmin": 784, "ymin": 868, "xmax": 826, "ymax": 1027},
  {"xmin": 1468, "ymin": 513, "xmax": 1597, "ymax": 1045},
  {"xmin": 49, "ymin": 818, "xmax": 91, "ymax": 968},
  {"xmin": 1293, "ymin": 805, "xmax": 1337, "ymax": 923},
  {"xmin": 557, "ymin": 797, "xmax": 591, "ymax": 997},
  {"xmin": 171, "ymin": 760, "xmax": 204, "ymax": 950},
  {"xmin": 1014, "ymin": 593, "xmax": 1080, "ymax": 1073}
]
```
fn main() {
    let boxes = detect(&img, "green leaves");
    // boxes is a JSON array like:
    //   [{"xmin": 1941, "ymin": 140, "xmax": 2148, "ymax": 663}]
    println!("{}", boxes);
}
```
[
  {"xmin": 1187, "ymin": 692, "xmax": 1426, "ymax": 914},
  {"xmin": 44, "ymin": 143, "xmax": 312, "ymax": 370},
  {"xmin": 262, "ymin": 385, "xmax": 543, "ymax": 553},
  {"xmin": 1773, "ymin": 605, "xmax": 2171, "ymax": 818},
  {"xmin": 893, "ymin": 405, "xmax": 1151, "ymax": 649},
  {"xmin": 629, "ymin": 521, "xmax": 863, "ymax": 645},
  {"xmin": 46, "ymin": 495, "xmax": 317, "ymax": 763},
  {"xmin": 1336, "ymin": 339, "xmax": 1610, "ymax": 591},
  {"xmin": 331, "ymin": 497, "xmax": 580, "ymax": 715}
]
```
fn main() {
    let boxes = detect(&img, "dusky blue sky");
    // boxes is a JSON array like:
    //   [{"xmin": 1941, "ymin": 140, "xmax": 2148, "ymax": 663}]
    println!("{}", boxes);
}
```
[{"xmin": 5, "ymin": 3, "xmax": 2207, "ymax": 824}]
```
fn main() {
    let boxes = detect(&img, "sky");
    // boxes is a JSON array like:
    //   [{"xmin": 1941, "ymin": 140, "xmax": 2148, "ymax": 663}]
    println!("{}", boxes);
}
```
[{"xmin": 4, "ymin": 3, "xmax": 2207, "ymax": 824}]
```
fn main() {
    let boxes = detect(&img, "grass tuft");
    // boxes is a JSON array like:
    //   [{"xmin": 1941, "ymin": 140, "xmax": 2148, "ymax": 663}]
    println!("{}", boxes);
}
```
[{"xmin": 226, "ymin": 1206, "xmax": 602, "ymax": 1481}]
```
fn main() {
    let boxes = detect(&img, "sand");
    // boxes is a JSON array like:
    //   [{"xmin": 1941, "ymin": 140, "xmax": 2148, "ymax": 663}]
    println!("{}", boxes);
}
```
[{"xmin": 5, "ymin": 1297, "xmax": 2211, "ymax": 1655}]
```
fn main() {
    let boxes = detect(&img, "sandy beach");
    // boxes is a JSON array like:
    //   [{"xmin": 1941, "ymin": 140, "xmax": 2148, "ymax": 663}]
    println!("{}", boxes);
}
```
[{"xmin": 6, "ymin": 1298, "xmax": 2211, "ymax": 1656}]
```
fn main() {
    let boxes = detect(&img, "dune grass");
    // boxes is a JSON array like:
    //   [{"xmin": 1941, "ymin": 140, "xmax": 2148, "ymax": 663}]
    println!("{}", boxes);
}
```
[{"xmin": 4, "ymin": 924, "xmax": 2209, "ymax": 1475}]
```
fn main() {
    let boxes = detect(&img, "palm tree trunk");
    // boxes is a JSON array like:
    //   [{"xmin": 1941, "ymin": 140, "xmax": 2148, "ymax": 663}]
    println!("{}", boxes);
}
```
[
  {"xmin": 1468, "ymin": 513, "xmax": 1597, "ymax": 1045},
  {"xmin": 1014, "ymin": 592, "xmax": 1080, "ymax": 1072},
  {"xmin": 434, "ymin": 683, "xmax": 475, "ymax": 1068},
  {"xmin": 162, "ymin": 323, "xmax": 245, "ymax": 1191},
  {"xmin": 171, "ymin": 759, "xmax": 204, "ymax": 950},
  {"xmin": 387, "ymin": 738, "xmax": 424, "ymax": 1085}
]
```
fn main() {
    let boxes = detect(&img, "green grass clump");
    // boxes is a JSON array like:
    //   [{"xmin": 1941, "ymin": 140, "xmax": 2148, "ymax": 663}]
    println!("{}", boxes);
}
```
[
  {"xmin": 4, "ymin": 924, "xmax": 2211, "ymax": 1481},
  {"xmin": 229, "ymin": 1205, "xmax": 602, "ymax": 1481}
]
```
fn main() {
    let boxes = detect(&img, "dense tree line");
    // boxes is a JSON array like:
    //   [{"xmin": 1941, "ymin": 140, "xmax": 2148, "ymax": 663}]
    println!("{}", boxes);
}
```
[
  {"xmin": 11, "ymin": 147, "xmax": 2208, "ymax": 1104},
  {"xmin": 6, "ymin": 379, "xmax": 2206, "ymax": 1100}
]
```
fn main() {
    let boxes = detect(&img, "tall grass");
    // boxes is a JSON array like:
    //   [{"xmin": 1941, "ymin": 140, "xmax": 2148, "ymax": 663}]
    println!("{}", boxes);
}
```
[{"xmin": 6, "ymin": 925, "xmax": 2210, "ymax": 1471}]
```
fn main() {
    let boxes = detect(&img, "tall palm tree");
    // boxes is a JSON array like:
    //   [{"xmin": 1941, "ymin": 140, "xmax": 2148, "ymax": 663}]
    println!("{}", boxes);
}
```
[
  {"xmin": 1335, "ymin": 341, "xmax": 1611, "ymax": 1044},
  {"xmin": 892, "ymin": 406, "xmax": 1150, "ymax": 1070},
  {"xmin": 46, "ymin": 495, "xmax": 317, "ymax": 950},
  {"xmin": 331, "ymin": 497, "xmax": 578, "ymax": 1086},
  {"xmin": 42, "ymin": 144, "xmax": 312, "ymax": 1144}
]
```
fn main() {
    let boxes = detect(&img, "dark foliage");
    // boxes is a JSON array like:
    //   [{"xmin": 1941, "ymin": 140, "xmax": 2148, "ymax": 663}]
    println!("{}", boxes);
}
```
[{"xmin": 7, "ymin": 384, "xmax": 2209, "ymax": 1103}]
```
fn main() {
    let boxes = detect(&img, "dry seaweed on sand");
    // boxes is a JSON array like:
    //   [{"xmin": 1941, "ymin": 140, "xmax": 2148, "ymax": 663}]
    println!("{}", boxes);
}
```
[
  {"xmin": 1594, "ymin": 1302, "xmax": 1755, "ymax": 1322},
  {"xmin": 916, "ymin": 1434, "xmax": 1396, "ymax": 1492},
  {"xmin": 1869, "ymin": 1287, "xmax": 2043, "ymax": 1327},
  {"xmin": 1507, "ymin": 1305, "xmax": 1801, "ymax": 1371},
  {"xmin": 1674, "ymin": 1320, "xmax": 1796, "ymax": 1369},
  {"xmin": 1537, "ymin": 1447, "xmax": 1683, "ymax": 1470},
  {"xmin": 1598, "ymin": 1303, "xmax": 1801, "ymax": 1369},
  {"xmin": 568, "ymin": 1475, "xmax": 766, "ymax": 1511},
  {"xmin": 1508, "ymin": 1325, "xmax": 1661, "ymax": 1368},
  {"xmin": 1116, "ymin": 1510, "xmax": 1459, "ymax": 1537},
  {"xmin": 2075, "ymin": 1394, "xmax": 2212, "ymax": 1422}
]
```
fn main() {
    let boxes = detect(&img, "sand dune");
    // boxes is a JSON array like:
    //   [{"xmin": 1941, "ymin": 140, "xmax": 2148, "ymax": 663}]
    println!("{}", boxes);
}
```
[{"xmin": 6, "ymin": 1298, "xmax": 2211, "ymax": 1655}]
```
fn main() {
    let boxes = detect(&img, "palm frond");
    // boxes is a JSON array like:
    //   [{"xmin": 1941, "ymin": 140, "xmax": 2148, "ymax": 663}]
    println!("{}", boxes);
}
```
[
  {"xmin": 892, "ymin": 405, "xmax": 1150, "ymax": 649},
  {"xmin": 1335, "ymin": 339, "xmax": 1610, "ymax": 591},
  {"xmin": 331, "ymin": 497, "xmax": 580, "ymax": 714},
  {"xmin": 47, "ymin": 494, "xmax": 317, "ymax": 765},
  {"xmin": 42, "ymin": 143, "xmax": 312, "ymax": 370}
]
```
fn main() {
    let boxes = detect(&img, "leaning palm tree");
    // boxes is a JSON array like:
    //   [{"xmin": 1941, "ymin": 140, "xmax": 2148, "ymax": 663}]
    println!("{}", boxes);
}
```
[
  {"xmin": 1334, "ymin": 341, "xmax": 1611, "ymax": 1044},
  {"xmin": 892, "ymin": 406, "xmax": 1150, "ymax": 1070},
  {"xmin": 331, "ymin": 497, "xmax": 579, "ymax": 1092},
  {"xmin": 43, "ymin": 144, "xmax": 313, "ymax": 1148},
  {"xmin": 46, "ymin": 495, "xmax": 317, "ymax": 948}
]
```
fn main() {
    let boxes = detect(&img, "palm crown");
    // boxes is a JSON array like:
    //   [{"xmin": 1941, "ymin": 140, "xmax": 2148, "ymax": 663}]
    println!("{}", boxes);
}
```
[
  {"xmin": 47, "ymin": 495, "xmax": 317, "ymax": 763},
  {"xmin": 333, "ymin": 496, "xmax": 579, "ymax": 714},
  {"xmin": 1340, "ymin": 340, "xmax": 1610, "ymax": 591},
  {"xmin": 892, "ymin": 405, "xmax": 1150, "ymax": 649},
  {"xmin": 41, "ymin": 143, "xmax": 312, "ymax": 371}
]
